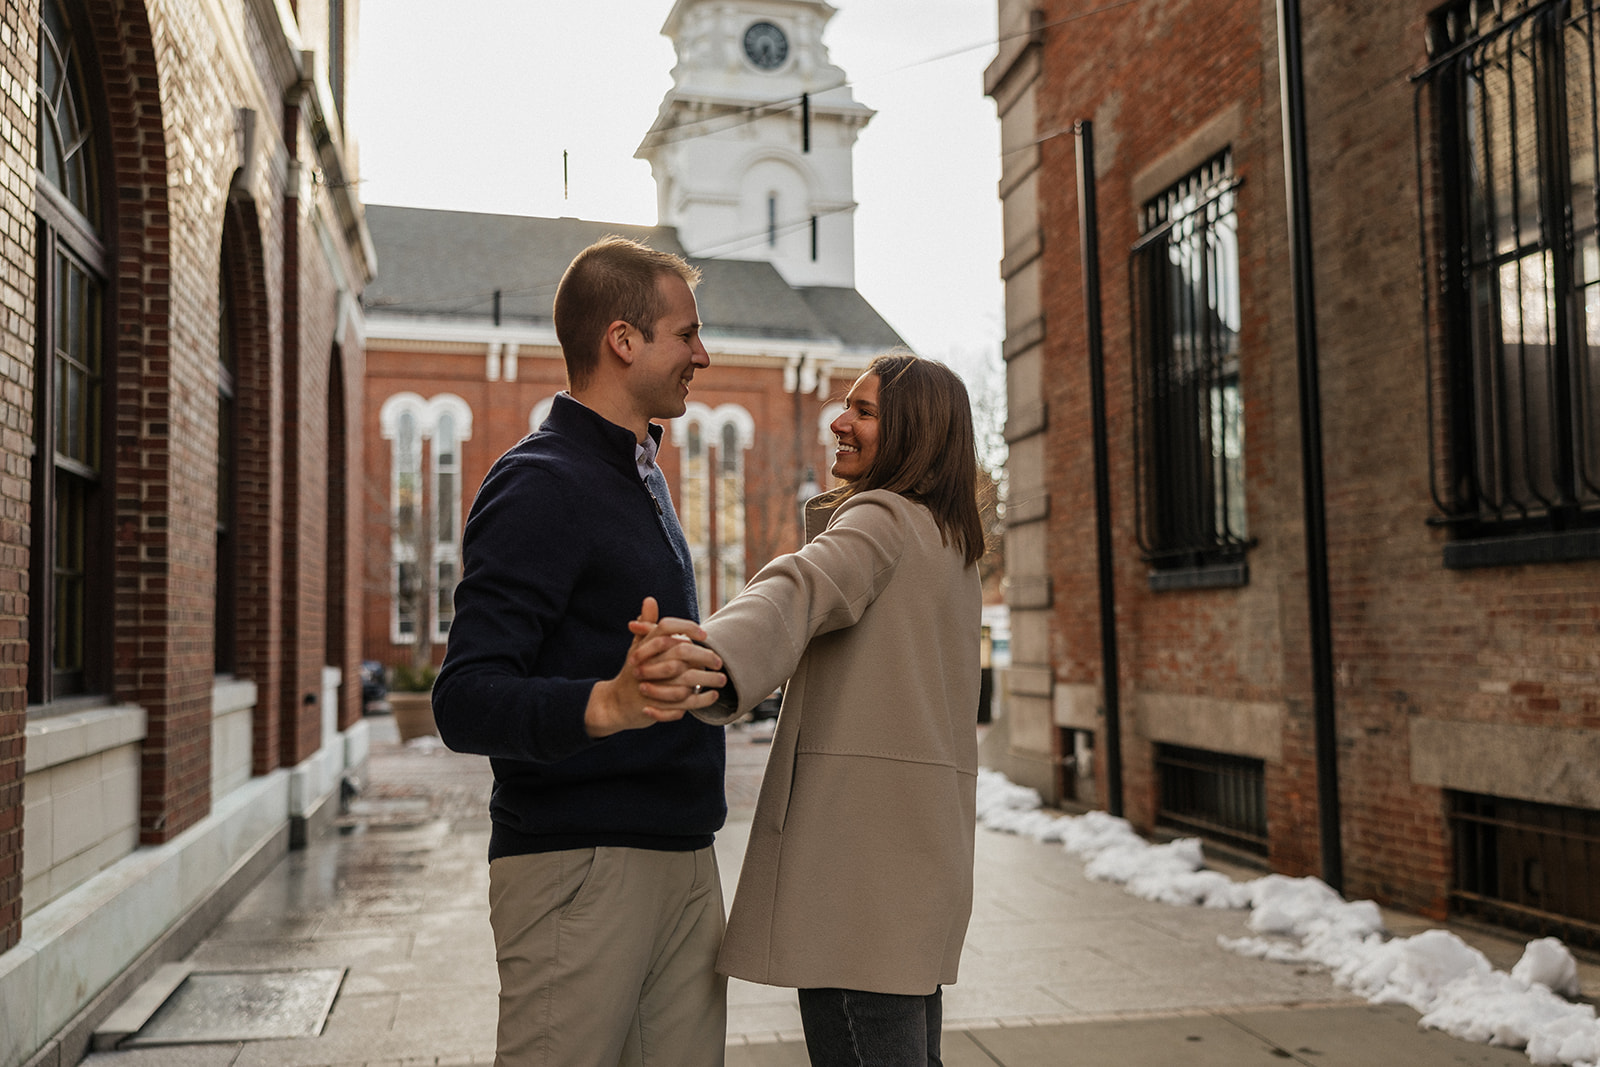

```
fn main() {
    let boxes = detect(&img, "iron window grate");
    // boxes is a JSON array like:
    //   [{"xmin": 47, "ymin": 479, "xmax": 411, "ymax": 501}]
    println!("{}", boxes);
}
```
[
  {"xmin": 1154, "ymin": 743, "xmax": 1268, "ymax": 856},
  {"xmin": 1130, "ymin": 150, "xmax": 1252, "ymax": 570},
  {"xmin": 1448, "ymin": 791, "xmax": 1600, "ymax": 950},
  {"xmin": 1413, "ymin": 0, "xmax": 1600, "ymax": 536}
]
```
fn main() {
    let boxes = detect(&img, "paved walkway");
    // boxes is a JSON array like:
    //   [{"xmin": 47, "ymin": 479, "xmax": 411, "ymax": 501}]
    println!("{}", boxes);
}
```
[{"xmin": 77, "ymin": 716, "xmax": 1591, "ymax": 1066}]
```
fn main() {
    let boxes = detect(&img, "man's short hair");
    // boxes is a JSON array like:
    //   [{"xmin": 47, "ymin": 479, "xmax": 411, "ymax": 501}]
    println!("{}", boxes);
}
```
[{"xmin": 553, "ymin": 236, "xmax": 702, "ymax": 390}]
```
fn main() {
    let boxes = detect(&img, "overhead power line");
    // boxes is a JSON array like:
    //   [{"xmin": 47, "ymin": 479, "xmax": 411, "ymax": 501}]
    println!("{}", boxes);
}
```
[{"xmin": 638, "ymin": 0, "xmax": 1145, "ymax": 151}]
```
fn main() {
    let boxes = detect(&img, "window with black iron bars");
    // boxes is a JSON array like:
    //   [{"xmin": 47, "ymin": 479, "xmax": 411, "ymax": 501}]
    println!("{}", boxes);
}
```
[
  {"xmin": 1414, "ymin": 0, "xmax": 1600, "ymax": 560},
  {"xmin": 1129, "ymin": 149, "xmax": 1250, "ymax": 574}
]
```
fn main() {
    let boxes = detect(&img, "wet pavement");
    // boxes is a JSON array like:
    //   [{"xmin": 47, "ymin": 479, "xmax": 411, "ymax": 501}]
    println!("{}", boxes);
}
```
[{"xmin": 75, "ymin": 715, "xmax": 1590, "ymax": 1067}]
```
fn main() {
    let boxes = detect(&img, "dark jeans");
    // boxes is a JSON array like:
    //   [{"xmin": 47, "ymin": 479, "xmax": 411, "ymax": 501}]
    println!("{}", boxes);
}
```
[{"xmin": 797, "ymin": 986, "xmax": 943, "ymax": 1067}]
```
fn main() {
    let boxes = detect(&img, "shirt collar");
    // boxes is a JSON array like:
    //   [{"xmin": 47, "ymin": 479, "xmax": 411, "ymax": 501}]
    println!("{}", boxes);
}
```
[
  {"xmin": 551, "ymin": 392, "xmax": 664, "ymax": 482},
  {"xmin": 636, "ymin": 435, "xmax": 660, "ymax": 481}
]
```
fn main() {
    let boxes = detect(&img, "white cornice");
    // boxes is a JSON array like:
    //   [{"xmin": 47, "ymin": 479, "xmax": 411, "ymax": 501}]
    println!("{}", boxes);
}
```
[
  {"xmin": 363, "ymin": 314, "xmax": 876, "ymax": 376},
  {"xmin": 363, "ymin": 314, "xmax": 559, "ymax": 349}
]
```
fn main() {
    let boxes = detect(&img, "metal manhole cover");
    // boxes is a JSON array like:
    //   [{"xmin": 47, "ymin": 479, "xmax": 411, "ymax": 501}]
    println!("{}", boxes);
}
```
[{"xmin": 125, "ymin": 968, "xmax": 346, "ymax": 1046}]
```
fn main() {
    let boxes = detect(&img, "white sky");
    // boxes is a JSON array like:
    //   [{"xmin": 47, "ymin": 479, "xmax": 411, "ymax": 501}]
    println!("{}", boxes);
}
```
[{"xmin": 348, "ymin": 0, "xmax": 1006, "ymax": 372}]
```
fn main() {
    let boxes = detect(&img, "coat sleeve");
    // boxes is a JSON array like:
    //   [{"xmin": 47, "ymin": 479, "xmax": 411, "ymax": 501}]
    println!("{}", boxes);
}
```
[
  {"xmin": 431, "ymin": 459, "xmax": 599, "ymax": 763},
  {"xmin": 695, "ymin": 491, "xmax": 906, "ymax": 723}
]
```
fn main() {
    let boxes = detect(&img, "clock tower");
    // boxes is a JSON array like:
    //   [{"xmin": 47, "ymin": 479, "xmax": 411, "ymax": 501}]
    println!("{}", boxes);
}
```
[{"xmin": 637, "ymin": 0, "xmax": 875, "ymax": 288}]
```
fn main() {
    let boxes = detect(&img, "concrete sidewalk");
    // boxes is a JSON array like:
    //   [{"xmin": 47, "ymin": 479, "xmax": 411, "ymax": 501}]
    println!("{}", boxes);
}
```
[{"xmin": 76, "ymin": 716, "xmax": 1587, "ymax": 1067}]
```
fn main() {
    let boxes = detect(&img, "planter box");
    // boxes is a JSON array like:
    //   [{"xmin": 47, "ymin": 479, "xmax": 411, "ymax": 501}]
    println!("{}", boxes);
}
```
[{"xmin": 389, "ymin": 691, "xmax": 437, "ymax": 743}]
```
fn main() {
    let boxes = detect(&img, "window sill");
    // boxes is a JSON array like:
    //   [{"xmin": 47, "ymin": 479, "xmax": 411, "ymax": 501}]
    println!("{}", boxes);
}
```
[
  {"xmin": 24, "ymin": 702, "xmax": 147, "ymax": 774},
  {"xmin": 1443, "ymin": 527, "xmax": 1600, "ymax": 569},
  {"xmin": 213, "ymin": 675, "xmax": 259, "ymax": 718},
  {"xmin": 1147, "ymin": 560, "xmax": 1249, "ymax": 591}
]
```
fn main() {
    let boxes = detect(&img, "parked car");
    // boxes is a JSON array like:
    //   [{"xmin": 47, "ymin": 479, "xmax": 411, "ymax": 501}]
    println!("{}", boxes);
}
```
[{"xmin": 360, "ymin": 660, "xmax": 389, "ymax": 709}]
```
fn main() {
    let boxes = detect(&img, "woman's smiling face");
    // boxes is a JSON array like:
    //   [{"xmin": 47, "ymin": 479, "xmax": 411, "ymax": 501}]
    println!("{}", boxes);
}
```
[{"xmin": 829, "ymin": 373, "xmax": 880, "ymax": 481}]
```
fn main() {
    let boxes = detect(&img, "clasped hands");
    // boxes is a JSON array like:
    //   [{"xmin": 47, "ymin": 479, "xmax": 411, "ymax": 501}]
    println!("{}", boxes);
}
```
[{"xmin": 584, "ymin": 596, "xmax": 725, "ymax": 737}]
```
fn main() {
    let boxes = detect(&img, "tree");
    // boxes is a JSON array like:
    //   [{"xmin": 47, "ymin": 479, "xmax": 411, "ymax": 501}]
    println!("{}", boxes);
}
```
[{"xmin": 944, "ymin": 345, "xmax": 1008, "ymax": 593}]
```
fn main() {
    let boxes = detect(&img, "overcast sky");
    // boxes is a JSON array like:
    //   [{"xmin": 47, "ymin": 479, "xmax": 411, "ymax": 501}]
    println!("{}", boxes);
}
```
[{"xmin": 349, "ymin": 0, "xmax": 1006, "ymax": 374}]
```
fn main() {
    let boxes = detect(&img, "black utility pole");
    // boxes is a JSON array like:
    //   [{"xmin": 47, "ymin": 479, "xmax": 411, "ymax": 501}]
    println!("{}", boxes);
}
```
[
  {"xmin": 1276, "ymin": 0, "xmax": 1342, "ymax": 891},
  {"xmin": 1075, "ymin": 120, "xmax": 1124, "ymax": 817}
]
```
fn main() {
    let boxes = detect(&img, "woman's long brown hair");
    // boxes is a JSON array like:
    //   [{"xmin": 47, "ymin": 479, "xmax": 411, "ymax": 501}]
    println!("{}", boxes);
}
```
[{"xmin": 822, "ymin": 353, "xmax": 987, "ymax": 566}]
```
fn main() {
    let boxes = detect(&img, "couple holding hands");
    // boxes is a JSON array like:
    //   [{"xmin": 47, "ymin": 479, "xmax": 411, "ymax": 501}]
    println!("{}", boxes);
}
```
[{"xmin": 433, "ymin": 236, "xmax": 985, "ymax": 1067}]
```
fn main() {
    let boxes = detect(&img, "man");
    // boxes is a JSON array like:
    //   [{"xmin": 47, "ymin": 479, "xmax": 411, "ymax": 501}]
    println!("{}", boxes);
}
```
[{"xmin": 433, "ymin": 236, "xmax": 730, "ymax": 1066}]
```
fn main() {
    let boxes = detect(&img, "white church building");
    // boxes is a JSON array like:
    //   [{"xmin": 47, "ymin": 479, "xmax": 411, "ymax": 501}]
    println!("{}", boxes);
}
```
[{"xmin": 637, "ymin": 0, "xmax": 877, "ymax": 289}]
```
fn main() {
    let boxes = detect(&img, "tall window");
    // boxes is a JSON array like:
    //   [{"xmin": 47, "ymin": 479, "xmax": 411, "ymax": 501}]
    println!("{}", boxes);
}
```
[
  {"xmin": 1417, "ymin": 0, "xmax": 1600, "ymax": 547},
  {"xmin": 683, "ymin": 421, "xmax": 712, "ymax": 610},
  {"xmin": 717, "ymin": 422, "xmax": 746, "ymax": 602},
  {"xmin": 32, "ymin": 0, "xmax": 108, "ymax": 702},
  {"xmin": 674, "ymin": 403, "xmax": 753, "ymax": 613},
  {"xmin": 380, "ymin": 394, "xmax": 472, "ymax": 645},
  {"xmin": 1130, "ymin": 149, "xmax": 1249, "ymax": 573},
  {"xmin": 393, "ymin": 409, "xmax": 422, "ymax": 643},
  {"xmin": 432, "ymin": 412, "xmax": 460, "ymax": 640}
]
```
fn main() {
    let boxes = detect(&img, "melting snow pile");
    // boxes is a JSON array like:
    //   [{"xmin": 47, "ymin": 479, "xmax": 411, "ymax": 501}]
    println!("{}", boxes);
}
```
[{"xmin": 974, "ymin": 767, "xmax": 1600, "ymax": 1067}]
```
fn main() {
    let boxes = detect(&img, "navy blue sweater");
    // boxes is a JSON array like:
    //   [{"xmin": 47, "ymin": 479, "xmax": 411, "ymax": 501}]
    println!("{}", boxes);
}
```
[{"xmin": 433, "ymin": 394, "xmax": 726, "ymax": 860}]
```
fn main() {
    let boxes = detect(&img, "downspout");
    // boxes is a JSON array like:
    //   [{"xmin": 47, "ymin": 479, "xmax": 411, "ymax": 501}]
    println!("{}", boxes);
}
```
[
  {"xmin": 1075, "ymin": 120, "xmax": 1124, "ymax": 817},
  {"xmin": 1275, "ymin": 0, "xmax": 1342, "ymax": 890}
]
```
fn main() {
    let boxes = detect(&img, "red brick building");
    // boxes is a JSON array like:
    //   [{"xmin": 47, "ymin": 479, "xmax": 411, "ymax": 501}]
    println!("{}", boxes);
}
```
[
  {"xmin": 360, "ymin": 206, "xmax": 904, "ymax": 676},
  {"xmin": 359, "ymin": 0, "xmax": 909, "ymax": 681},
  {"xmin": 986, "ymin": 0, "xmax": 1599, "ymax": 946},
  {"xmin": 0, "ymin": 1, "xmax": 372, "ymax": 1061}
]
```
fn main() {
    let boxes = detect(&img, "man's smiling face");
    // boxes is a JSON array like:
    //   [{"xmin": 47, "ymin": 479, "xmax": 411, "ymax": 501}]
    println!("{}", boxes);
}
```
[{"xmin": 630, "ymin": 274, "xmax": 709, "ymax": 423}]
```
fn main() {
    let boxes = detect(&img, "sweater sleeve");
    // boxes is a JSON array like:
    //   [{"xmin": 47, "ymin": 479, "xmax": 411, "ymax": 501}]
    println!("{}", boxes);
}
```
[
  {"xmin": 695, "ymin": 491, "xmax": 906, "ymax": 723},
  {"xmin": 432, "ymin": 459, "xmax": 599, "ymax": 763}
]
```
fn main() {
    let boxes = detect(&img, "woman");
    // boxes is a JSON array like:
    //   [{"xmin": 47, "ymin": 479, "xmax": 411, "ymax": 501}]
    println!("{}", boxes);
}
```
[{"xmin": 637, "ymin": 353, "xmax": 987, "ymax": 1066}]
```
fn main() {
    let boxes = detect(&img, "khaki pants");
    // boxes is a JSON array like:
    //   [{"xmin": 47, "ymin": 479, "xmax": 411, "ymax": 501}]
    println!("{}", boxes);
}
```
[{"xmin": 488, "ymin": 845, "xmax": 727, "ymax": 1067}]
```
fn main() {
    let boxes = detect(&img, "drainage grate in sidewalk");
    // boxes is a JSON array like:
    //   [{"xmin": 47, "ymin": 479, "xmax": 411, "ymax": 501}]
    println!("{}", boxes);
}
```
[{"xmin": 120, "ymin": 967, "xmax": 346, "ymax": 1047}]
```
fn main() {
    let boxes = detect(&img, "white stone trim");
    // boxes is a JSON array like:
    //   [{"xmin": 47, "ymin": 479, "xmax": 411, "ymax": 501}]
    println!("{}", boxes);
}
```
[{"xmin": 24, "ymin": 704, "xmax": 146, "ymax": 775}]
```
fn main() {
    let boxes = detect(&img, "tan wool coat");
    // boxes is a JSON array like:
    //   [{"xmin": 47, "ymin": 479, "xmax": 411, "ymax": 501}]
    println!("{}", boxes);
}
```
[{"xmin": 696, "ymin": 489, "xmax": 982, "ymax": 995}]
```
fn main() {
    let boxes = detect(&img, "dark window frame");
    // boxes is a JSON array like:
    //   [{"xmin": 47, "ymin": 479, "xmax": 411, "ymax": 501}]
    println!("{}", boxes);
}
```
[
  {"xmin": 1415, "ymin": 0, "xmax": 1600, "ymax": 566},
  {"xmin": 31, "ymin": 0, "xmax": 112, "ymax": 707},
  {"xmin": 1130, "ymin": 149, "xmax": 1253, "ymax": 581}
]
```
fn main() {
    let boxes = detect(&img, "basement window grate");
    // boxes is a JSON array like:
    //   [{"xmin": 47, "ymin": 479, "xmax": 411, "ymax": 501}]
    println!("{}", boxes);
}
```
[
  {"xmin": 1154, "ymin": 743, "xmax": 1267, "ymax": 856},
  {"xmin": 1448, "ymin": 791, "xmax": 1600, "ymax": 950}
]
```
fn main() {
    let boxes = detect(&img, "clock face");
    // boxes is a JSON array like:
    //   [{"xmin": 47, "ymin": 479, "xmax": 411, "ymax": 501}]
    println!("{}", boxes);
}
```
[{"xmin": 743, "ymin": 21, "xmax": 788, "ymax": 70}]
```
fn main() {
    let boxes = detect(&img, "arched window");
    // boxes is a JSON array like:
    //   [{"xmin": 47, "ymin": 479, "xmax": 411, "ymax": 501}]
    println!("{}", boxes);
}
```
[
  {"xmin": 529, "ymin": 396, "xmax": 555, "ymax": 434},
  {"xmin": 433, "ymin": 412, "xmax": 460, "ymax": 640},
  {"xmin": 682, "ymin": 421, "xmax": 711, "ymax": 611},
  {"xmin": 717, "ymin": 421, "xmax": 746, "ymax": 603},
  {"xmin": 380, "ymin": 394, "xmax": 472, "ymax": 646},
  {"xmin": 393, "ymin": 409, "xmax": 422, "ymax": 643},
  {"xmin": 31, "ymin": 0, "xmax": 109, "ymax": 702},
  {"xmin": 38, "ymin": 0, "xmax": 97, "ymax": 215},
  {"xmin": 673, "ymin": 403, "xmax": 753, "ymax": 612}
]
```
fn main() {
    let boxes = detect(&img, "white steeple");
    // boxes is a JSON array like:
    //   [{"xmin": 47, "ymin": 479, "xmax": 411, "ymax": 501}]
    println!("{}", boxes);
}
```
[{"xmin": 636, "ymin": 0, "xmax": 875, "ymax": 288}]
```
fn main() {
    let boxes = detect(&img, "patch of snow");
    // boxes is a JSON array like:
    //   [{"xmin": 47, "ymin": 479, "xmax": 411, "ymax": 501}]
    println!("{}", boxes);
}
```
[{"xmin": 974, "ymin": 768, "xmax": 1599, "ymax": 1067}]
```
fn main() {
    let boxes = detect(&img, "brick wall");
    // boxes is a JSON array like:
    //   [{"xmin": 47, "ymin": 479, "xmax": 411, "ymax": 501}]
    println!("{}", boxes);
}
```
[
  {"xmin": 0, "ymin": 0, "xmax": 39, "ymax": 954},
  {"xmin": 0, "ymin": 0, "xmax": 369, "ymax": 881},
  {"xmin": 1024, "ymin": 0, "xmax": 1600, "ymax": 916},
  {"xmin": 360, "ymin": 345, "xmax": 838, "ymax": 669},
  {"xmin": 1299, "ymin": 0, "xmax": 1597, "ymax": 912},
  {"xmin": 1031, "ymin": 0, "xmax": 1301, "ymax": 839}
]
